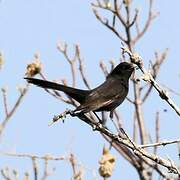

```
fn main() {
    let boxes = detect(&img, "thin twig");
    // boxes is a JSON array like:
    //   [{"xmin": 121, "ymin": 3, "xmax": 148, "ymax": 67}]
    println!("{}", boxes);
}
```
[
  {"xmin": 1, "ymin": 87, "xmax": 8, "ymax": 116},
  {"xmin": 133, "ymin": 0, "xmax": 158, "ymax": 44},
  {"xmin": 57, "ymin": 42, "xmax": 77, "ymax": 87},
  {"xmin": 133, "ymin": 112, "xmax": 137, "ymax": 142},
  {"xmin": 0, "ymin": 152, "xmax": 66, "ymax": 161},
  {"xmin": 32, "ymin": 157, "xmax": 38, "ymax": 180},
  {"xmin": 161, "ymin": 84, "xmax": 180, "ymax": 96},
  {"xmin": 139, "ymin": 139, "xmax": 180, "ymax": 149},
  {"xmin": 129, "ymin": 9, "xmax": 139, "ymax": 28},
  {"xmin": 92, "ymin": 8, "xmax": 126, "ymax": 42},
  {"xmin": 76, "ymin": 45, "xmax": 91, "ymax": 89},
  {"xmin": 142, "ymin": 49, "xmax": 168, "ymax": 102},
  {"xmin": 114, "ymin": 0, "xmax": 126, "ymax": 26},
  {"xmin": 69, "ymin": 153, "xmax": 84, "ymax": 180},
  {"xmin": 41, "ymin": 157, "xmax": 50, "ymax": 180},
  {"xmin": 0, "ymin": 84, "xmax": 29, "ymax": 137},
  {"xmin": 1, "ymin": 168, "xmax": 11, "ymax": 180},
  {"xmin": 39, "ymin": 72, "xmax": 73, "ymax": 104},
  {"xmin": 154, "ymin": 112, "xmax": 160, "ymax": 154},
  {"xmin": 99, "ymin": 60, "xmax": 109, "ymax": 76}
]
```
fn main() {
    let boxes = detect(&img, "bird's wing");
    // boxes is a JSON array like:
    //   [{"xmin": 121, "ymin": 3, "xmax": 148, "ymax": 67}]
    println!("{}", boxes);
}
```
[{"xmin": 75, "ymin": 78, "xmax": 128, "ymax": 112}]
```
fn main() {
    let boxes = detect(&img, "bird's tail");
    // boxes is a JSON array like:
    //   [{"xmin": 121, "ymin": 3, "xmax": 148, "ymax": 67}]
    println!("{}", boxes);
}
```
[{"xmin": 25, "ymin": 77, "xmax": 90, "ymax": 103}]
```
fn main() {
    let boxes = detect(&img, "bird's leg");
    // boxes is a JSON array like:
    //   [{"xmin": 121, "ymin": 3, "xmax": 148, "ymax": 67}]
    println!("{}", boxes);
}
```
[
  {"xmin": 93, "ymin": 112, "xmax": 103, "ymax": 124},
  {"xmin": 101, "ymin": 111, "xmax": 108, "ymax": 125},
  {"xmin": 110, "ymin": 110, "xmax": 114, "ymax": 119}
]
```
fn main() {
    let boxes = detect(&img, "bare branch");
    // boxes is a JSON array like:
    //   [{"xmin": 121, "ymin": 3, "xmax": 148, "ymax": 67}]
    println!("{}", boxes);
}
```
[
  {"xmin": 122, "ymin": 47, "xmax": 180, "ymax": 116},
  {"xmin": 133, "ymin": 0, "xmax": 159, "ymax": 44},
  {"xmin": 92, "ymin": 8, "xmax": 126, "ymax": 42},
  {"xmin": 99, "ymin": 60, "xmax": 109, "ymax": 76},
  {"xmin": 133, "ymin": 82, "xmax": 147, "ymax": 144},
  {"xmin": 32, "ymin": 157, "xmax": 38, "ymax": 180},
  {"xmin": 154, "ymin": 111, "xmax": 160, "ymax": 154},
  {"xmin": 0, "ymin": 84, "xmax": 29, "ymax": 137},
  {"xmin": 114, "ymin": 0, "xmax": 126, "ymax": 24},
  {"xmin": 161, "ymin": 84, "xmax": 180, "ymax": 97},
  {"xmin": 129, "ymin": 9, "xmax": 139, "ymax": 28},
  {"xmin": 39, "ymin": 72, "xmax": 73, "ymax": 105},
  {"xmin": 57, "ymin": 42, "xmax": 77, "ymax": 87},
  {"xmin": 68, "ymin": 153, "xmax": 84, "ymax": 180},
  {"xmin": 102, "ymin": 134, "xmax": 141, "ymax": 170},
  {"xmin": 12, "ymin": 169, "xmax": 19, "ymax": 180},
  {"xmin": 139, "ymin": 139, "xmax": 180, "ymax": 149},
  {"xmin": 41, "ymin": 158, "xmax": 49, "ymax": 180},
  {"xmin": 1, "ymin": 87, "xmax": 8, "ymax": 116},
  {"xmin": 51, "ymin": 110, "xmax": 180, "ymax": 175},
  {"xmin": 0, "ymin": 152, "xmax": 66, "ymax": 161},
  {"xmin": 91, "ymin": 0, "xmax": 126, "ymax": 26},
  {"xmin": 142, "ymin": 49, "xmax": 169, "ymax": 102},
  {"xmin": 1, "ymin": 167, "xmax": 11, "ymax": 180},
  {"xmin": 76, "ymin": 45, "xmax": 91, "ymax": 89},
  {"xmin": 133, "ymin": 112, "xmax": 137, "ymax": 142}
]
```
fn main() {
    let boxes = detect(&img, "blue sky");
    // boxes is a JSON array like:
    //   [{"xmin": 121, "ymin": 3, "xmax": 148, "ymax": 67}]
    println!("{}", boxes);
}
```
[{"xmin": 0, "ymin": 0, "xmax": 180, "ymax": 179}]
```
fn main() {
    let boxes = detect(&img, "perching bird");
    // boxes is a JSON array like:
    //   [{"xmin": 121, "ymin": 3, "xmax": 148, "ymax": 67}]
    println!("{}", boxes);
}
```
[{"xmin": 25, "ymin": 62, "xmax": 134, "ymax": 117}]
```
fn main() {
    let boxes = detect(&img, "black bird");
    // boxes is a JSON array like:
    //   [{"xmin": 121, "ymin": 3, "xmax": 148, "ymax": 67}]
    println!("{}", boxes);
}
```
[{"xmin": 25, "ymin": 62, "xmax": 134, "ymax": 117}]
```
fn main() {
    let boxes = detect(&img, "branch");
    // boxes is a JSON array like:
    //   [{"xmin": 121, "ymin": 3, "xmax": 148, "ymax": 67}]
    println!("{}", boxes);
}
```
[
  {"xmin": 139, "ymin": 139, "xmax": 180, "ymax": 149},
  {"xmin": 0, "ymin": 152, "xmax": 66, "ymax": 161},
  {"xmin": 1, "ymin": 167, "xmax": 11, "ymax": 180},
  {"xmin": 51, "ymin": 110, "xmax": 180, "ymax": 175},
  {"xmin": 41, "ymin": 158, "xmax": 49, "ymax": 180},
  {"xmin": 57, "ymin": 42, "xmax": 77, "ymax": 87},
  {"xmin": 69, "ymin": 153, "xmax": 84, "ymax": 180},
  {"xmin": 32, "ymin": 157, "xmax": 38, "ymax": 180},
  {"xmin": 122, "ymin": 47, "xmax": 180, "ymax": 116},
  {"xmin": 142, "ymin": 49, "xmax": 169, "ymax": 102},
  {"xmin": 91, "ymin": 0, "xmax": 126, "ymax": 26},
  {"xmin": 92, "ymin": 8, "xmax": 126, "ymax": 42},
  {"xmin": 1, "ymin": 87, "xmax": 8, "ymax": 116},
  {"xmin": 154, "ymin": 111, "xmax": 160, "ymax": 154},
  {"xmin": 0, "ymin": 84, "xmax": 29, "ymax": 137},
  {"xmin": 39, "ymin": 72, "xmax": 73, "ymax": 105},
  {"xmin": 76, "ymin": 45, "xmax": 91, "ymax": 89},
  {"xmin": 133, "ymin": 0, "xmax": 158, "ymax": 44}
]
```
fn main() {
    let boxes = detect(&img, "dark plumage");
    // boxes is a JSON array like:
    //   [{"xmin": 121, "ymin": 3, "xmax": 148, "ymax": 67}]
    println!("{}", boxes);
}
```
[{"xmin": 25, "ymin": 62, "xmax": 134, "ymax": 115}]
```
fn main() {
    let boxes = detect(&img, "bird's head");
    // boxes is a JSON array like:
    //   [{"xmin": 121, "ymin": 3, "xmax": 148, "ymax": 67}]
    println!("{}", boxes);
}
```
[{"xmin": 109, "ymin": 62, "xmax": 135, "ymax": 79}]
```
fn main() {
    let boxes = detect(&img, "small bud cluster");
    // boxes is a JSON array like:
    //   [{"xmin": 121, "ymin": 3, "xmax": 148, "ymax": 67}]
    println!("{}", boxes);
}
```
[
  {"xmin": 99, "ymin": 147, "xmax": 116, "ymax": 178},
  {"xmin": 25, "ymin": 53, "xmax": 42, "ymax": 77}
]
